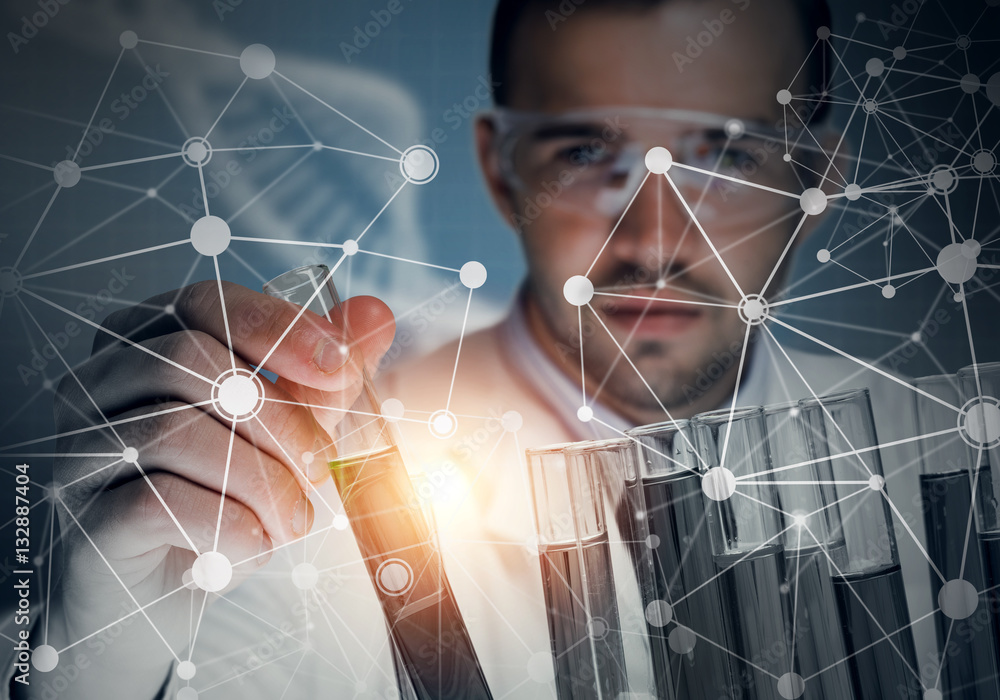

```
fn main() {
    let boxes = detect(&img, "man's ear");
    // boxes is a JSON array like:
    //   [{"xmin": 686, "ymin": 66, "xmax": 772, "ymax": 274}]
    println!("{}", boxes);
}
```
[{"xmin": 475, "ymin": 114, "xmax": 520, "ymax": 233}]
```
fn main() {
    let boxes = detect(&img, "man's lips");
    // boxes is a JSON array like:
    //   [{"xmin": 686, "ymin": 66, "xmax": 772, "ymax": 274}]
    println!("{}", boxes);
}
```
[{"xmin": 599, "ymin": 295, "xmax": 703, "ymax": 337}]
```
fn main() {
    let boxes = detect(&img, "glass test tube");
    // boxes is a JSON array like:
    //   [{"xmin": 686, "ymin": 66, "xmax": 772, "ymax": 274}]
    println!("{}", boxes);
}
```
[
  {"xmin": 691, "ymin": 406, "xmax": 795, "ymax": 700},
  {"xmin": 957, "ymin": 362, "xmax": 1000, "ymax": 681},
  {"xmin": 263, "ymin": 265, "xmax": 491, "ymax": 700},
  {"xmin": 763, "ymin": 402, "xmax": 853, "ymax": 700},
  {"xmin": 913, "ymin": 374, "xmax": 999, "ymax": 699},
  {"xmin": 800, "ymin": 389, "xmax": 919, "ymax": 700},
  {"xmin": 626, "ymin": 418, "xmax": 733, "ymax": 700},
  {"xmin": 527, "ymin": 440, "xmax": 631, "ymax": 700}
]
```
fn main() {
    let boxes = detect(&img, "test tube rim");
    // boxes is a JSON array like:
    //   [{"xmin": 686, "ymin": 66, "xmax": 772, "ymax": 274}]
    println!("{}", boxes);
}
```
[
  {"xmin": 798, "ymin": 386, "xmax": 870, "ymax": 410},
  {"xmin": 690, "ymin": 404, "xmax": 764, "ymax": 427},
  {"xmin": 262, "ymin": 263, "xmax": 333, "ymax": 298},
  {"xmin": 625, "ymin": 417, "xmax": 691, "ymax": 440}
]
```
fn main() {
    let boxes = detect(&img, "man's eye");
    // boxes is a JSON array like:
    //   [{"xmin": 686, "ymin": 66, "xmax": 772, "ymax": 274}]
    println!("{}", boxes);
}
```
[
  {"xmin": 692, "ymin": 141, "xmax": 758, "ymax": 173},
  {"xmin": 550, "ymin": 141, "xmax": 614, "ymax": 165}
]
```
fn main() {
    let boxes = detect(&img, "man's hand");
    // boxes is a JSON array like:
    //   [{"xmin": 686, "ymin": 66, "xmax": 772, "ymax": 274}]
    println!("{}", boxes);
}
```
[{"xmin": 40, "ymin": 280, "xmax": 394, "ymax": 699}]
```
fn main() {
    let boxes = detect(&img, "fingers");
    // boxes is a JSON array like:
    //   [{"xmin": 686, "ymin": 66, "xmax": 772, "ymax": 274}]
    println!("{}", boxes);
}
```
[
  {"xmin": 94, "ymin": 281, "xmax": 369, "ymax": 392},
  {"xmin": 84, "ymin": 473, "xmax": 273, "ymax": 572},
  {"xmin": 104, "ymin": 403, "xmax": 315, "ymax": 545},
  {"xmin": 94, "ymin": 282, "xmax": 396, "ymax": 393},
  {"xmin": 61, "ymin": 331, "xmax": 330, "ymax": 486}
]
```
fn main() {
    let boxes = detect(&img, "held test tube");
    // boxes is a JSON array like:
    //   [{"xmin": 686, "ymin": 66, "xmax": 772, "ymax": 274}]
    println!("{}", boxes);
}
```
[
  {"xmin": 263, "ymin": 265, "xmax": 491, "ymax": 700},
  {"xmin": 957, "ymin": 362, "xmax": 1000, "ymax": 681},
  {"xmin": 800, "ymin": 389, "xmax": 919, "ymax": 700},
  {"xmin": 913, "ymin": 374, "xmax": 999, "ymax": 699}
]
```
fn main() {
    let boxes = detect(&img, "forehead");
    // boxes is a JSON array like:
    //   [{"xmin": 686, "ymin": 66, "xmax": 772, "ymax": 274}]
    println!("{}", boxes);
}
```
[{"xmin": 505, "ymin": 0, "xmax": 808, "ymax": 123}]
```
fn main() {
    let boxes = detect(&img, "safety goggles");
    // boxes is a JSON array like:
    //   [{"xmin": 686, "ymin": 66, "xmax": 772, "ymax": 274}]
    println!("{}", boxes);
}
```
[{"xmin": 487, "ymin": 106, "xmax": 808, "ymax": 217}]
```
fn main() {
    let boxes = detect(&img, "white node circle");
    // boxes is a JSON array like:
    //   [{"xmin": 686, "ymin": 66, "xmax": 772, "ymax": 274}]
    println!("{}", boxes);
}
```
[
  {"xmin": 668, "ymin": 625, "xmax": 697, "ymax": 654},
  {"xmin": 190, "ymin": 216, "xmax": 231, "ymax": 257},
  {"xmin": 816, "ymin": 249, "xmax": 831, "ymax": 264},
  {"xmin": 31, "ymin": 645, "xmax": 58, "ymax": 672},
  {"xmin": 868, "ymin": 474, "xmax": 885, "ymax": 491},
  {"xmin": 777, "ymin": 672, "xmax": 806, "ymax": 699},
  {"xmin": 817, "ymin": 26, "xmax": 831, "ymax": 40},
  {"xmin": 645, "ymin": 600, "xmax": 673, "ymax": 628},
  {"xmin": 776, "ymin": 89, "xmax": 792, "ymax": 105},
  {"xmin": 122, "ymin": 447, "xmax": 139, "ymax": 464},
  {"xmin": 928, "ymin": 166, "xmax": 958, "ymax": 194},
  {"xmin": 866, "ymin": 58, "xmax": 885, "ymax": 76},
  {"xmin": 960, "ymin": 398, "xmax": 1000, "ymax": 448},
  {"xmin": 563, "ymin": 275, "xmax": 594, "ymax": 306},
  {"xmin": 911, "ymin": 332, "xmax": 923, "ymax": 344},
  {"xmin": 240, "ymin": 44, "xmax": 275, "ymax": 79},
  {"xmin": 332, "ymin": 513, "xmax": 349, "ymax": 531},
  {"xmin": 380, "ymin": 398, "xmax": 405, "ymax": 423},
  {"xmin": 119, "ymin": 30, "xmax": 138, "ymax": 49},
  {"xmin": 177, "ymin": 688, "xmax": 198, "ymax": 700},
  {"xmin": 924, "ymin": 690, "xmax": 943, "ymax": 700},
  {"xmin": 963, "ymin": 239, "xmax": 982, "ymax": 259},
  {"xmin": 882, "ymin": 285, "xmax": 896, "ymax": 299},
  {"xmin": 375, "ymin": 558, "xmax": 413, "ymax": 596},
  {"xmin": 844, "ymin": 183, "xmax": 862, "ymax": 201},
  {"xmin": 782, "ymin": 153, "xmax": 792, "ymax": 162},
  {"xmin": 181, "ymin": 137, "xmax": 212, "ymax": 167},
  {"xmin": 960, "ymin": 74, "xmax": 981, "ymax": 94},
  {"xmin": 0, "ymin": 267, "xmax": 22, "ymax": 297},
  {"xmin": 501, "ymin": 410, "xmax": 523, "ymax": 432},
  {"xmin": 954, "ymin": 292, "xmax": 964, "ymax": 303},
  {"xmin": 212, "ymin": 369, "xmax": 264, "ymax": 421},
  {"xmin": 586, "ymin": 617, "xmax": 609, "ymax": 640},
  {"xmin": 644, "ymin": 146, "xmax": 673, "ymax": 174},
  {"xmin": 738, "ymin": 295, "xmax": 769, "ymax": 325},
  {"xmin": 799, "ymin": 188, "xmax": 827, "ymax": 215},
  {"xmin": 181, "ymin": 568, "xmax": 198, "ymax": 590},
  {"xmin": 936, "ymin": 242, "xmax": 978, "ymax": 284},
  {"xmin": 164, "ymin": 304, "xmax": 176, "ymax": 315},
  {"xmin": 146, "ymin": 187, "xmax": 157, "ymax": 198},
  {"xmin": 577, "ymin": 406, "xmax": 594, "ymax": 423},
  {"xmin": 218, "ymin": 375, "xmax": 260, "ymax": 417},
  {"xmin": 724, "ymin": 119, "xmax": 745, "ymax": 138},
  {"xmin": 863, "ymin": 99, "xmax": 878, "ymax": 114},
  {"xmin": 972, "ymin": 150, "xmax": 996, "ymax": 175},
  {"xmin": 177, "ymin": 661, "xmax": 196, "ymax": 680},
  {"xmin": 957, "ymin": 35, "xmax": 972, "ymax": 50},
  {"xmin": 527, "ymin": 652, "xmax": 555, "ymax": 683},
  {"xmin": 342, "ymin": 239, "xmax": 359, "ymax": 256},
  {"xmin": 399, "ymin": 145, "xmax": 439, "ymax": 184},
  {"xmin": 893, "ymin": 46, "xmax": 907, "ymax": 60},
  {"xmin": 938, "ymin": 578, "xmax": 978, "ymax": 620},
  {"xmin": 191, "ymin": 552, "xmax": 232, "ymax": 592},
  {"xmin": 428, "ymin": 409, "xmax": 457, "ymax": 439},
  {"xmin": 292, "ymin": 562, "xmax": 320, "ymax": 590},
  {"xmin": 301, "ymin": 451, "xmax": 314, "ymax": 465},
  {"xmin": 646, "ymin": 534, "xmax": 660, "ymax": 549},
  {"xmin": 53, "ymin": 160, "xmax": 81, "ymax": 188},
  {"xmin": 988, "ymin": 73, "xmax": 1000, "ymax": 106},
  {"xmin": 460, "ymin": 261, "xmax": 487, "ymax": 289},
  {"xmin": 702, "ymin": 467, "xmax": 736, "ymax": 501}
]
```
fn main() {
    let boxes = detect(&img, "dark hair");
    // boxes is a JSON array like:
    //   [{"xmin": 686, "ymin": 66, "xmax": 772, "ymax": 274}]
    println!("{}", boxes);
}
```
[{"xmin": 488, "ymin": 0, "xmax": 832, "ymax": 122}]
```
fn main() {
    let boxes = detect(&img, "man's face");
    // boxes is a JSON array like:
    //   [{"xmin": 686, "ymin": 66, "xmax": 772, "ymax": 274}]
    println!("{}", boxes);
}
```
[{"xmin": 480, "ymin": 0, "xmax": 816, "ymax": 422}]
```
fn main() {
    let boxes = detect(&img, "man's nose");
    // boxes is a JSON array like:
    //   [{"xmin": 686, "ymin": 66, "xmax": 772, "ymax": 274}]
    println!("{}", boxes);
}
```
[{"xmin": 608, "ymin": 170, "xmax": 701, "ymax": 276}]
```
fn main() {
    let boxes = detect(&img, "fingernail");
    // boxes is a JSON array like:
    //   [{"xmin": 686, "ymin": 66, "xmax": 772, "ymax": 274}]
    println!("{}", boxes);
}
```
[
  {"xmin": 313, "ymin": 338, "xmax": 350, "ymax": 374},
  {"xmin": 257, "ymin": 535, "xmax": 273, "ymax": 566},
  {"xmin": 291, "ymin": 495, "xmax": 312, "ymax": 536},
  {"xmin": 306, "ymin": 437, "xmax": 332, "ymax": 484}
]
